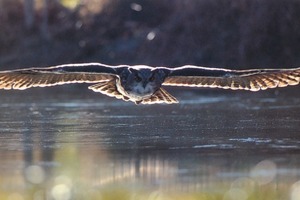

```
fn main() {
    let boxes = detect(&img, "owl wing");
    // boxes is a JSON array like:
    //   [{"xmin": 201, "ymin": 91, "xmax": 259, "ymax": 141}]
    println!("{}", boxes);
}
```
[
  {"xmin": 0, "ymin": 63, "xmax": 123, "ymax": 90},
  {"xmin": 162, "ymin": 66, "xmax": 300, "ymax": 91},
  {"xmin": 141, "ymin": 88, "xmax": 178, "ymax": 104},
  {"xmin": 88, "ymin": 80, "xmax": 128, "ymax": 102}
]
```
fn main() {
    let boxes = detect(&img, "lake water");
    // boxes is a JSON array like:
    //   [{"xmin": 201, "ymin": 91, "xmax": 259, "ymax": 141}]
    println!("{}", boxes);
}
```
[{"xmin": 0, "ymin": 86, "xmax": 299, "ymax": 200}]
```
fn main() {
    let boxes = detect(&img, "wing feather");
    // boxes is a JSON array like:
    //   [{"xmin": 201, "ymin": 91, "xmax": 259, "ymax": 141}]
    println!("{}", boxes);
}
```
[
  {"xmin": 141, "ymin": 88, "xmax": 178, "ymax": 104},
  {"xmin": 88, "ymin": 79, "xmax": 127, "ymax": 101},
  {"xmin": 163, "ymin": 66, "xmax": 300, "ymax": 91},
  {"xmin": 0, "ymin": 63, "xmax": 120, "ymax": 90}
]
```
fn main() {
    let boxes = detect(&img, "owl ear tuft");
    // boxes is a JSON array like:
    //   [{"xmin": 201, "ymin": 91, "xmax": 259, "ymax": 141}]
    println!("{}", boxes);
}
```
[
  {"xmin": 154, "ymin": 68, "xmax": 170, "ymax": 81},
  {"xmin": 115, "ymin": 66, "xmax": 130, "ymax": 74}
]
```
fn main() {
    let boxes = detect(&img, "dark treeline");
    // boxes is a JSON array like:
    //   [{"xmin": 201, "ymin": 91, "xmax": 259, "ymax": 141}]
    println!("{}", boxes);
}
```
[{"xmin": 0, "ymin": 0, "xmax": 300, "ymax": 69}]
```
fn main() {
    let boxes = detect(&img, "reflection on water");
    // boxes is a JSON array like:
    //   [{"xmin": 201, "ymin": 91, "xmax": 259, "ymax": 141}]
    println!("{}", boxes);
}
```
[{"xmin": 0, "ymin": 88, "xmax": 299, "ymax": 200}]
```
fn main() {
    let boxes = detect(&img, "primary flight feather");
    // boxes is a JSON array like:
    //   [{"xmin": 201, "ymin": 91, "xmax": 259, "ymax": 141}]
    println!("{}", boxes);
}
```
[{"xmin": 0, "ymin": 63, "xmax": 299, "ymax": 104}]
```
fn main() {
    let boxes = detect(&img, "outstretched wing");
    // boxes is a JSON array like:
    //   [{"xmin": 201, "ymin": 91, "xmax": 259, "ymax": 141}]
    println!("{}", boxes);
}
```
[
  {"xmin": 163, "ymin": 66, "xmax": 300, "ymax": 91},
  {"xmin": 88, "ymin": 80, "xmax": 127, "ymax": 101},
  {"xmin": 0, "ymin": 63, "xmax": 122, "ymax": 90},
  {"xmin": 141, "ymin": 88, "xmax": 178, "ymax": 104}
]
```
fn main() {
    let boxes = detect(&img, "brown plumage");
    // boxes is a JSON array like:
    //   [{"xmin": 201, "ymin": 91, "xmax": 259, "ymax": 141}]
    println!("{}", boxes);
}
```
[
  {"xmin": 163, "ymin": 66, "xmax": 300, "ymax": 91},
  {"xmin": 0, "ymin": 63, "xmax": 299, "ymax": 104}
]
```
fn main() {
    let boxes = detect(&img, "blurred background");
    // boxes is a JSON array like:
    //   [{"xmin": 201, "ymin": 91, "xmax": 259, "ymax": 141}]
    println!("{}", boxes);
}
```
[{"xmin": 1, "ymin": 0, "xmax": 300, "ymax": 69}]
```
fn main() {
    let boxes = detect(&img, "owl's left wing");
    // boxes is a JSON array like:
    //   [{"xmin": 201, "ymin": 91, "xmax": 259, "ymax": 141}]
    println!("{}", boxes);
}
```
[
  {"xmin": 162, "ymin": 66, "xmax": 300, "ymax": 91},
  {"xmin": 141, "ymin": 88, "xmax": 178, "ymax": 104},
  {"xmin": 0, "ymin": 63, "xmax": 123, "ymax": 90}
]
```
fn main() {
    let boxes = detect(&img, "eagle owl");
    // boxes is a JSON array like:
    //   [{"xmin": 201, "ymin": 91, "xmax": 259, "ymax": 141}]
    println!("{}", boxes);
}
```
[{"xmin": 0, "ymin": 63, "xmax": 299, "ymax": 104}]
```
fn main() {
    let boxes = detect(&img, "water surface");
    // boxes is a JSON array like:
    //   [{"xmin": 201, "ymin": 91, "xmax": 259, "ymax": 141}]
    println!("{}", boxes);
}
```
[{"xmin": 0, "ymin": 87, "xmax": 299, "ymax": 200}]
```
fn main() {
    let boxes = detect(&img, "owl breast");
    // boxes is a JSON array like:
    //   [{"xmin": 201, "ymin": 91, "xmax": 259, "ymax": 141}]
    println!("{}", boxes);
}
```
[{"xmin": 128, "ymin": 82, "xmax": 156, "ymax": 97}]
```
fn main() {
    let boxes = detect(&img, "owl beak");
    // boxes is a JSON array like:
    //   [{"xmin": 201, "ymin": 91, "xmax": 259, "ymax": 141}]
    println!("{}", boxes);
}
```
[{"xmin": 143, "ymin": 81, "xmax": 148, "ymax": 88}]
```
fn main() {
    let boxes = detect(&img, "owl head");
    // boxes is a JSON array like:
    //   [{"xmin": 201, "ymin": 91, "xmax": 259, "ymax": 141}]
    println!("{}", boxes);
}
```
[{"xmin": 118, "ymin": 66, "xmax": 166, "ymax": 98}]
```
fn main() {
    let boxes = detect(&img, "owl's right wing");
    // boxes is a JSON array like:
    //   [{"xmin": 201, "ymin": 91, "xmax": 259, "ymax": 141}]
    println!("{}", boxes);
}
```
[
  {"xmin": 88, "ymin": 80, "xmax": 128, "ymax": 102},
  {"xmin": 162, "ymin": 66, "xmax": 300, "ymax": 91},
  {"xmin": 0, "ymin": 63, "xmax": 125, "ymax": 90}
]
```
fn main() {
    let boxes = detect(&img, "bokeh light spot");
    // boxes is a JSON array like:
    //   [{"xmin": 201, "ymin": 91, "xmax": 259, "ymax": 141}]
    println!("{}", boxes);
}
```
[
  {"xmin": 147, "ymin": 31, "xmax": 156, "ymax": 40},
  {"xmin": 51, "ymin": 184, "xmax": 71, "ymax": 200},
  {"xmin": 250, "ymin": 160, "xmax": 277, "ymax": 185},
  {"xmin": 291, "ymin": 181, "xmax": 300, "ymax": 200},
  {"xmin": 130, "ymin": 3, "xmax": 142, "ymax": 11},
  {"xmin": 24, "ymin": 165, "xmax": 45, "ymax": 184}
]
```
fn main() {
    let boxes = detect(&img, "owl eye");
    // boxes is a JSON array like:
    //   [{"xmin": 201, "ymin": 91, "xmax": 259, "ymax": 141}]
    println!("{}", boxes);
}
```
[
  {"xmin": 135, "ymin": 76, "xmax": 142, "ymax": 82},
  {"xmin": 149, "ymin": 75, "xmax": 155, "ymax": 81}
]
